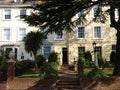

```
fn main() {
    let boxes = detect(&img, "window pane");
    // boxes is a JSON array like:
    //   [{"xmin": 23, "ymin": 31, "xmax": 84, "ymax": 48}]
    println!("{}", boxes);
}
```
[
  {"xmin": 95, "ymin": 46, "xmax": 102, "ymax": 55},
  {"xmin": 20, "ymin": 9, "xmax": 26, "ymax": 19},
  {"xmin": 77, "ymin": 10, "xmax": 85, "ymax": 18},
  {"xmin": 4, "ymin": 29, "xmax": 10, "ymax": 40},
  {"xmin": 78, "ymin": 47, "xmax": 85, "ymax": 56},
  {"xmin": 112, "ymin": 44, "xmax": 116, "ymax": 51},
  {"xmin": 19, "ymin": 28, "xmax": 26, "ymax": 40},
  {"xmin": 55, "ymin": 31, "xmax": 64, "ymax": 40},
  {"xmin": 78, "ymin": 27, "xmax": 85, "ymax": 38},
  {"xmin": 4, "ymin": 10, "xmax": 11, "ymax": 19},
  {"xmin": 44, "ymin": 47, "xmax": 51, "ymax": 59},
  {"xmin": 94, "ymin": 26, "xmax": 101, "ymax": 38},
  {"xmin": 93, "ymin": 6, "xmax": 101, "ymax": 18}
]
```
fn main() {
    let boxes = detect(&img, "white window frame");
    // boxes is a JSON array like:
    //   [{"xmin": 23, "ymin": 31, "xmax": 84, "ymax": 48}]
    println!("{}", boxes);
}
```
[
  {"xmin": 54, "ymin": 31, "xmax": 64, "ymax": 40},
  {"xmin": 17, "ymin": 28, "xmax": 26, "ymax": 41},
  {"xmin": 93, "ymin": 26, "xmax": 102, "ymax": 39},
  {"xmin": 14, "ymin": 0, "xmax": 23, "ymax": 2},
  {"xmin": 78, "ymin": 46, "xmax": 85, "ymax": 55},
  {"xmin": 76, "ymin": 9, "xmax": 85, "ymax": 18},
  {"xmin": 17, "ymin": 9, "xmax": 27, "ymax": 20},
  {"xmin": 42, "ymin": 46, "xmax": 51, "ymax": 59},
  {"xmin": 3, "ymin": 9, "xmax": 12, "ymax": 20},
  {"xmin": 115, "ymin": 8, "xmax": 119, "ymax": 18},
  {"xmin": 77, "ymin": 26, "xmax": 86, "ymax": 39},
  {"xmin": 2, "ymin": 28, "xmax": 11, "ymax": 41},
  {"xmin": 92, "ymin": 5, "xmax": 102, "ymax": 18},
  {"xmin": 39, "ymin": 27, "xmax": 48, "ymax": 39}
]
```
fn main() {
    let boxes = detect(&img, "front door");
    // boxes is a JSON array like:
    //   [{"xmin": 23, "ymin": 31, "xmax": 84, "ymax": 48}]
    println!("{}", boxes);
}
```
[{"xmin": 62, "ymin": 48, "xmax": 68, "ymax": 65}]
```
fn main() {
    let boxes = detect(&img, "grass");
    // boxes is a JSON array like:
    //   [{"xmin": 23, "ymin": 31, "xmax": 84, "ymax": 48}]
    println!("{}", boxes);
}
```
[
  {"xmin": 16, "ymin": 69, "xmax": 40, "ymax": 78},
  {"xmin": 16, "ymin": 67, "xmax": 113, "ymax": 78},
  {"xmin": 84, "ymin": 67, "xmax": 113, "ymax": 77}
]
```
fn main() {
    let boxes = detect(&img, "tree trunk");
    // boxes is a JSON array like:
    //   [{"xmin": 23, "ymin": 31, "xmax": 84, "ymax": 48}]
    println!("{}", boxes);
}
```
[
  {"xmin": 113, "ymin": 31, "xmax": 120, "ymax": 76},
  {"xmin": 33, "ymin": 52, "xmax": 38, "ymax": 71}
]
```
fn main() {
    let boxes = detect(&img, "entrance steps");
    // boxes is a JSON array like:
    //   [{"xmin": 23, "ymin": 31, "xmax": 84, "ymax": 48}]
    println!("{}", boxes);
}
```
[
  {"xmin": 56, "ymin": 80, "xmax": 80, "ymax": 89},
  {"xmin": 55, "ymin": 70, "xmax": 81, "ymax": 90}
]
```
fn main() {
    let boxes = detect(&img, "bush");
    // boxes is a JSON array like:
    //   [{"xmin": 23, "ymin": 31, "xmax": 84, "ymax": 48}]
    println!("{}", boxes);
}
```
[
  {"xmin": 48, "ymin": 51, "xmax": 58, "ymax": 63},
  {"xmin": 36, "ymin": 54, "xmax": 46, "ymax": 68},
  {"xmin": 87, "ymin": 66, "xmax": 108, "ymax": 78},
  {"xmin": 110, "ymin": 51, "xmax": 116, "ymax": 65},
  {"xmin": 84, "ymin": 51, "xmax": 92, "ymax": 61},
  {"xmin": 104, "ymin": 61, "xmax": 113, "ymax": 68},
  {"xmin": 0, "ymin": 61, "xmax": 7, "ymax": 82},
  {"xmin": 84, "ymin": 61, "xmax": 95, "ymax": 68},
  {"xmin": 15, "ymin": 60, "xmax": 35, "ymax": 75},
  {"xmin": 97, "ymin": 53, "xmax": 105, "ymax": 68},
  {"xmin": 78, "ymin": 53, "xmax": 85, "ymax": 78},
  {"xmin": 78, "ymin": 52, "xmax": 85, "ymax": 67},
  {"xmin": 39, "ymin": 62, "xmax": 58, "ymax": 78}
]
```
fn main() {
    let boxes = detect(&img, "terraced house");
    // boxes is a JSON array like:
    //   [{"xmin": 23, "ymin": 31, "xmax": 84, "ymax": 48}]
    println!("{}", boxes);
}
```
[
  {"xmin": 0, "ymin": 0, "xmax": 36, "ymax": 60},
  {"xmin": 0, "ymin": 0, "xmax": 117, "ymax": 66}
]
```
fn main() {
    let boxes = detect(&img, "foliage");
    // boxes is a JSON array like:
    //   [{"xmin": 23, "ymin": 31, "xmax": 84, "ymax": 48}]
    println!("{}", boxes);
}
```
[
  {"xmin": 48, "ymin": 51, "xmax": 58, "ymax": 63},
  {"xmin": 87, "ymin": 66, "xmax": 108, "ymax": 79},
  {"xmin": 15, "ymin": 60, "xmax": 35, "ymax": 75},
  {"xmin": 39, "ymin": 62, "xmax": 58, "ymax": 79},
  {"xmin": 97, "ymin": 53, "xmax": 105, "ymax": 68},
  {"xmin": 104, "ymin": 61, "xmax": 114, "ymax": 68},
  {"xmin": 23, "ymin": 31, "xmax": 46, "ymax": 70},
  {"xmin": 84, "ymin": 51, "xmax": 92, "ymax": 61},
  {"xmin": 0, "ymin": 61, "xmax": 7, "ymax": 82},
  {"xmin": 23, "ymin": 0, "xmax": 120, "ymax": 75},
  {"xmin": 23, "ymin": 31, "xmax": 46, "ymax": 54},
  {"xmin": 0, "ymin": 49, "xmax": 8, "ymax": 60},
  {"xmin": 78, "ymin": 52, "xmax": 85, "ymax": 78},
  {"xmin": 24, "ymin": 0, "xmax": 107, "ymax": 33},
  {"xmin": 36, "ymin": 54, "xmax": 46, "ymax": 68},
  {"xmin": 78, "ymin": 52, "xmax": 85, "ymax": 67},
  {"xmin": 84, "ymin": 61, "xmax": 95, "ymax": 68},
  {"xmin": 110, "ymin": 51, "xmax": 116, "ymax": 65}
]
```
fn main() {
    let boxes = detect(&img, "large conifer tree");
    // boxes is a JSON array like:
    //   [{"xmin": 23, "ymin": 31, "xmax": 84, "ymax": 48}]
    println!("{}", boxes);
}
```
[{"xmin": 23, "ymin": 0, "xmax": 120, "ymax": 76}]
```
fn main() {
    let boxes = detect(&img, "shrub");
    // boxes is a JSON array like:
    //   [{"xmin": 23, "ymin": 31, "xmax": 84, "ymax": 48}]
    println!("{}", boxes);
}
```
[
  {"xmin": 84, "ymin": 51, "xmax": 92, "ymax": 61},
  {"xmin": 48, "ymin": 51, "xmax": 58, "ymax": 63},
  {"xmin": 110, "ymin": 51, "xmax": 116, "ymax": 65},
  {"xmin": 104, "ymin": 61, "xmax": 113, "ymax": 68},
  {"xmin": 0, "ymin": 61, "xmax": 7, "ymax": 82},
  {"xmin": 78, "ymin": 52, "xmax": 85, "ymax": 78},
  {"xmin": 36, "ymin": 54, "xmax": 46, "ymax": 68},
  {"xmin": 84, "ymin": 61, "xmax": 95, "ymax": 68},
  {"xmin": 97, "ymin": 53, "xmax": 105, "ymax": 68},
  {"xmin": 15, "ymin": 60, "xmax": 35, "ymax": 75},
  {"xmin": 78, "ymin": 52, "xmax": 85, "ymax": 67},
  {"xmin": 87, "ymin": 66, "xmax": 108, "ymax": 78},
  {"xmin": 39, "ymin": 62, "xmax": 58, "ymax": 78}
]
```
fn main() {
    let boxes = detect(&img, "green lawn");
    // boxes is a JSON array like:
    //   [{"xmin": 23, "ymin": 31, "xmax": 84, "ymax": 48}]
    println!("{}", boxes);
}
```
[
  {"xmin": 84, "ymin": 67, "xmax": 113, "ymax": 77},
  {"xmin": 16, "ymin": 67, "xmax": 113, "ymax": 78},
  {"xmin": 16, "ymin": 69, "xmax": 40, "ymax": 78}
]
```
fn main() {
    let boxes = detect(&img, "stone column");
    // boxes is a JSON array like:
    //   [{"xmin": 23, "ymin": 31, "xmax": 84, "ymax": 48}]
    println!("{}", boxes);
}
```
[
  {"xmin": 7, "ymin": 60, "xmax": 15, "ymax": 82},
  {"xmin": 7, "ymin": 51, "xmax": 15, "ymax": 89}
]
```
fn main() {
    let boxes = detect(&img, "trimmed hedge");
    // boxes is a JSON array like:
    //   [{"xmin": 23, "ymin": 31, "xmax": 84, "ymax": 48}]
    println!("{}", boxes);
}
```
[
  {"xmin": 0, "ymin": 61, "xmax": 7, "ymax": 82},
  {"xmin": 15, "ymin": 60, "xmax": 35, "ymax": 75}
]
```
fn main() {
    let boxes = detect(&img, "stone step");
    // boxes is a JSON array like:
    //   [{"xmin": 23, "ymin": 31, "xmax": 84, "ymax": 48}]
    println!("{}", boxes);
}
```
[
  {"xmin": 56, "ymin": 80, "xmax": 80, "ymax": 89},
  {"xmin": 57, "ymin": 80, "xmax": 79, "ymax": 85},
  {"xmin": 56, "ymin": 84, "xmax": 80, "ymax": 89}
]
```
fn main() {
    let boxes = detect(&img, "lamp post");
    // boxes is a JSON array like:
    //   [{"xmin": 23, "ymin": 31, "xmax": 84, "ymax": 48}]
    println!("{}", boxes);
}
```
[{"xmin": 92, "ymin": 41, "xmax": 98, "ymax": 66}]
